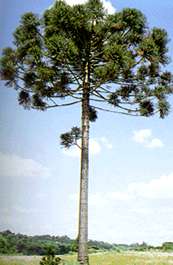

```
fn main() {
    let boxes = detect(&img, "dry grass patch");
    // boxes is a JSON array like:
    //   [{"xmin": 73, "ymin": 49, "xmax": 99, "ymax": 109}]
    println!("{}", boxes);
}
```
[{"xmin": 1, "ymin": 251, "xmax": 173, "ymax": 265}]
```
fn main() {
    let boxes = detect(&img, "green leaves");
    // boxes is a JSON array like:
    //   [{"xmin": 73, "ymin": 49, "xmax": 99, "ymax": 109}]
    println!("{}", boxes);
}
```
[
  {"xmin": 60, "ymin": 127, "xmax": 81, "ymax": 149},
  {"xmin": 137, "ymin": 27, "xmax": 169, "ymax": 64},
  {"xmin": 85, "ymin": 0, "xmax": 105, "ymax": 19},
  {"xmin": 151, "ymin": 28, "xmax": 169, "ymax": 64},
  {"xmin": 0, "ymin": 47, "xmax": 17, "ymax": 84},
  {"xmin": 108, "ymin": 93, "xmax": 120, "ymax": 106},
  {"xmin": 13, "ymin": 12, "xmax": 41, "ymax": 61},
  {"xmin": 138, "ymin": 37, "xmax": 160, "ymax": 62},
  {"xmin": 108, "ymin": 8, "xmax": 146, "ymax": 43},
  {"xmin": 89, "ymin": 106, "xmax": 98, "ymax": 122},
  {"xmin": 158, "ymin": 98, "xmax": 170, "ymax": 118},
  {"xmin": 40, "ymin": 246, "xmax": 62, "ymax": 265},
  {"xmin": 45, "ymin": 34, "xmax": 78, "ymax": 63},
  {"xmin": 18, "ymin": 90, "xmax": 31, "ymax": 109},
  {"xmin": 18, "ymin": 91, "xmax": 46, "ymax": 110},
  {"xmin": 32, "ymin": 94, "xmax": 46, "ymax": 110},
  {"xmin": 0, "ymin": 0, "xmax": 172, "ymax": 118},
  {"xmin": 139, "ymin": 100, "xmax": 154, "ymax": 117}
]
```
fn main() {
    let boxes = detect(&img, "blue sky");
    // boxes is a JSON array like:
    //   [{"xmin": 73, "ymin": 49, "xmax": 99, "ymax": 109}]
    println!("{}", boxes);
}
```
[{"xmin": 0, "ymin": 0, "xmax": 173, "ymax": 245}]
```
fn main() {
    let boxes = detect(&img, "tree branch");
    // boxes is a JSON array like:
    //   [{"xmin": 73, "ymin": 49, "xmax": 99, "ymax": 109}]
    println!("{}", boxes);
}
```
[
  {"xmin": 91, "ymin": 105, "xmax": 141, "ymax": 117},
  {"xmin": 74, "ymin": 141, "xmax": 81, "ymax": 150},
  {"xmin": 46, "ymin": 100, "xmax": 81, "ymax": 109}
]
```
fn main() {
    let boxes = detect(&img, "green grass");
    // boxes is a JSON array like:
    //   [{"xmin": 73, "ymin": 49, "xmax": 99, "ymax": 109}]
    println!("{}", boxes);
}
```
[{"xmin": 1, "ymin": 251, "xmax": 173, "ymax": 265}]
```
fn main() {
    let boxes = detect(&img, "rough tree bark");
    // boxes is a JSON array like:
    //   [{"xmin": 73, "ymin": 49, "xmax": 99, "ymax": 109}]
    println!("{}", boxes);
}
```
[{"xmin": 78, "ymin": 63, "xmax": 90, "ymax": 265}]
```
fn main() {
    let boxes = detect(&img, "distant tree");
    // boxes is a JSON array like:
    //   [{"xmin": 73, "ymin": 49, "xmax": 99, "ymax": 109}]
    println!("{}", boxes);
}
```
[
  {"xmin": 16, "ymin": 239, "xmax": 28, "ymax": 253},
  {"xmin": 0, "ymin": 0, "xmax": 173, "ymax": 263},
  {"xmin": 71, "ymin": 239, "xmax": 78, "ymax": 252},
  {"xmin": 0, "ymin": 235, "xmax": 9, "ymax": 254},
  {"xmin": 162, "ymin": 242, "xmax": 173, "ymax": 251}
]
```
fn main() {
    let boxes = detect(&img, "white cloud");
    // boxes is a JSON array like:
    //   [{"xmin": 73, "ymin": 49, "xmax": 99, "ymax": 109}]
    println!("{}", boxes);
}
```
[
  {"xmin": 103, "ymin": 172, "xmax": 173, "ymax": 201},
  {"xmin": 70, "ymin": 173, "xmax": 173, "ymax": 204},
  {"xmin": 63, "ymin": 137, "xmax": 112, "ymax": 157},
  {"xmin": 69, "ymin": 173, "xmax": 173, "ymax": 244},
  {"xmin": 0, "ymin": 152, "xmax": 51, "ymax": 178},
  {"xmin": 146, "ymin": 138, "xmax": 164, "ymax": 148},
  {"xmin": 128, "ymin": 173, "xmax": 173, "ymax": 199},
  {"xmin": 100, "ymin": 137, "xmax": 113, "ymax": 149},
  {"xmin": 133, "ymin": 129, "xmax": 151, "ymax": 143},
  {"xmin": 101, "ymin": 0, "xmax": 116, "ymax": 14},
  {"xmin": 94, "ymin": 172, "xmax": 173, "ymax": 201},
  {"xmin": 132, "ymin": 129, "xmax": 164, "ymax": 148},
  {"xmin": 49, "ymin": 0, "xmax": 116, "ymax": 14}
]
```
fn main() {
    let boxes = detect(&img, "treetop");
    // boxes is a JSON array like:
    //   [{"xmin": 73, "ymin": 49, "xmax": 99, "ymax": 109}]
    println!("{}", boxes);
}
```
[{"xmin": 0, "ymin": 0, "xmax": 172, "ymax": 118}]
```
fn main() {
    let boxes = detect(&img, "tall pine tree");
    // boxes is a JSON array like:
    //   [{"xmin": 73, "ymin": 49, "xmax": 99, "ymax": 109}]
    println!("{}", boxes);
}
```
[{"xmin": 0, "ymin": 0, "xmax": 173, "ymax": 264}]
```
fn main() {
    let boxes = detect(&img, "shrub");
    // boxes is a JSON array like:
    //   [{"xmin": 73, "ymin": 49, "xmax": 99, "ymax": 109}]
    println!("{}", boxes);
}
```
[{"xmin": 40, "ymin": 246, "xmax": 62, "ymax": 265}]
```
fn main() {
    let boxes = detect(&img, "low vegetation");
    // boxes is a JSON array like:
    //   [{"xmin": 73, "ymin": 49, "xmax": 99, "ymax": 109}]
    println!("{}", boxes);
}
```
[
  {"xmin": 1, "ymin": 252, "xmax": 173, "ymax": 265},
  {"xmin": 0, "ymin": 230, "xmax": 113, "ymax": 256},
  {"xmin": 0, "ymin": 230, "xmax": 173, "ymax": 256}
]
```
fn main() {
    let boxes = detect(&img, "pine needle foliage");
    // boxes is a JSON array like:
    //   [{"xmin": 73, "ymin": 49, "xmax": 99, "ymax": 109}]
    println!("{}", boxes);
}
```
[{"xmin": 0, "ymin": 0, "xmax": 172, "ymax": 118}]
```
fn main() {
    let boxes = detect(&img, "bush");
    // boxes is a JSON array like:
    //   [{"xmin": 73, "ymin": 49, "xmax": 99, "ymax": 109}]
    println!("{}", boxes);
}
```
[{"xmin": 40, "ymin": 246, "xmax": 62, "ymax": 265}]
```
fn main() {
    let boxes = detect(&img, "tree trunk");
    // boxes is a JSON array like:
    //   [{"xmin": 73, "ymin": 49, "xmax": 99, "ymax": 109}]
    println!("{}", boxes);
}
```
[{"xmin": 77, "ymin": 65, "xmax": 90, "ymax": 265}]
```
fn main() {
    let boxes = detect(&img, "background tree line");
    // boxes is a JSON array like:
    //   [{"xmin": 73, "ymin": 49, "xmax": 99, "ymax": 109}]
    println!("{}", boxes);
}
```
[
  {"xmin": 0, "ymin": 230, "xmax": 112, "ymax": 255},
  {"xmin": 0, "ymin": 230, "xmax": 173, "ymax": 255}
]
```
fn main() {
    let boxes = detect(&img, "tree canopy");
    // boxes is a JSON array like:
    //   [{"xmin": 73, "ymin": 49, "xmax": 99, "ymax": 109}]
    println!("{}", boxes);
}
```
[{"xmin": 1, "ymin": 0, "xmax": 172, "ymax": 117}]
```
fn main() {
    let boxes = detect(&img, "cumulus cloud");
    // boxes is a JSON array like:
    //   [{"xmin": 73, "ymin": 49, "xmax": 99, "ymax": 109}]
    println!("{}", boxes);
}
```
[
  {"xmin": 69, "ymin": 172, "xmax": 173, "ymax": 244},
  {"xmin": 132, "ymin": 129, "xmax": 164, "ymax": 148},
  {"xmin": 146, "ymin": 138, "xmax": 164, "ymax": 148},
  {"xmin": 107, "ymin": 173, "xmax": 173, "ymax": 201},
  {"xmin": 49, "ymin": 0, "xmax": 116, "ymax": 14},
  {"xmin": 0, "ymin": 152, "xmax": 51, "ymax": 178},
  {"xmin": 101, "ymin": 0, "xmax": 116, "ymax": 14},
  {"xmin": 70, "ymin": 172, "xmax": 173, "ymax": 205},
  {"xmin": 133, "ymin": 129, "xmax": 151, "ymax": 143},
  {"xmin": 63, "ymin": 137, "xmax": 112, "ymax": 157},
  {"xmin": 128, "ymin": 173, "xmax": 173, "ymax": 199},
  {"xmin": 106, "ymin": 173, "xmax": 173, "ymax": 201}
]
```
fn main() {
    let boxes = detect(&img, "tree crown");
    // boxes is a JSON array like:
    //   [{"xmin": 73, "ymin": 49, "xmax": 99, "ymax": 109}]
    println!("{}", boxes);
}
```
[{"xmin": 0, "ymin": 0, "xmax": 172, "ymax": 118}]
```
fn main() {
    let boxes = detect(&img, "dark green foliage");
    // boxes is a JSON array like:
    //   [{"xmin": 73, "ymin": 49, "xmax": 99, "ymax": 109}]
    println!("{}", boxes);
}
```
[
  {"xmin": 0, "ymin": 0, "xmax": 172, "ymax": 118},
  {"xmin": 0, "ymin": 235, "xmax": 9, "ymax": 254},
  {"xmin": 40, "ymin": 246, "xmax": 62, "ymax": 265},
  {"xmin": 71, "ymin": 240, "xmax": 78, "ymax": 252},
  {"xmin": 89, "ymin": 107, "xmax": 97, "ymax": 122},
  {"xmin": 0, "ymin": 230, "xmax": 173, "ymax": 254},
  {"xmin": 162, "ymin": 242, "xmax": 173, "ymax": 251},
  {"xmin": 0, "ymin": 48, "xmax": 17, "ymax": 85},
  {"xmin": 60, "ymin": 127, "xmax": 81, "ymax": 148},
  {"xmin": 108, "ymin": 93, "xmax": 120, "ymax": 106},
  {"xmin": 88, "ymin": 240, "xmax": 112, "ymax": 251},
  {"xmin": 139, "ymin": 100, "xmax": 154, "ymax": 117},
  {"xmin": 18, "ymin": 90, "xmax": 31, "ymax": 109},
  {"xmin": 0, "ymin": 231, "xmax": 71, "ymax": 255},
  {"xmin": 0, "ymin": 230, "xmax": 117, "ymax": 255}
]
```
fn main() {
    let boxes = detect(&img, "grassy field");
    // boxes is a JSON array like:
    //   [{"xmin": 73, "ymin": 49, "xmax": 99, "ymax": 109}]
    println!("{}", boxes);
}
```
[{"xmin": 1, "ymin": 251, "xmax": 173, "ymax": 265}]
